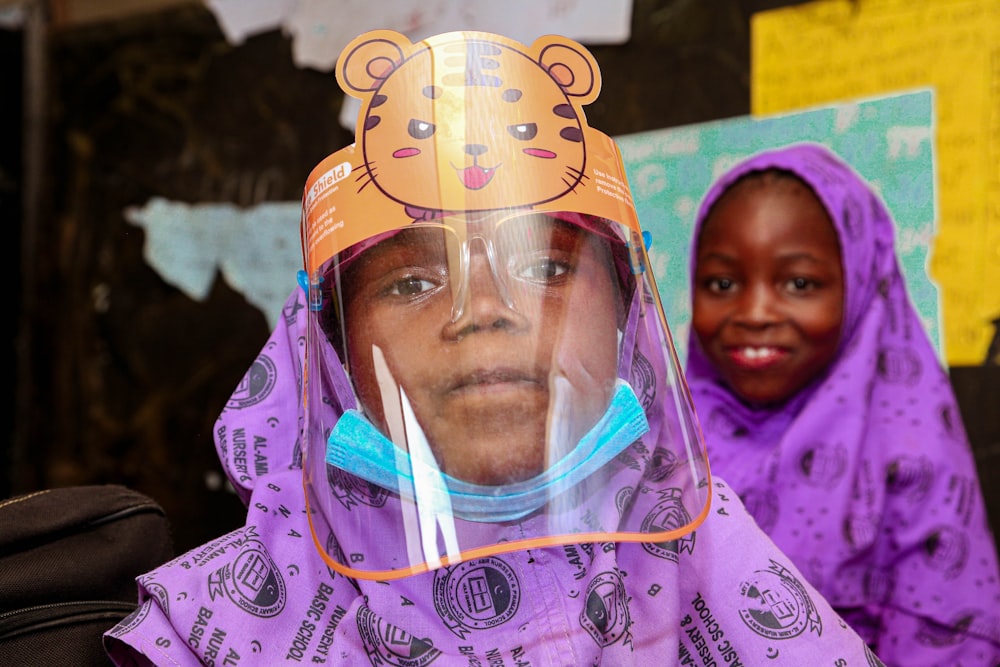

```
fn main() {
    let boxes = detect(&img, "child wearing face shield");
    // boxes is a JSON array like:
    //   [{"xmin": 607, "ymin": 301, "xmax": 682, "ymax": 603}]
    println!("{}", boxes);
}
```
[
  {"xmin": 104, "ymin": 32, "xmax": 886, "ymax": 666},
  {"xmin": 686, "ymin": 143, "xmax": 1000, "ymax": 666}
]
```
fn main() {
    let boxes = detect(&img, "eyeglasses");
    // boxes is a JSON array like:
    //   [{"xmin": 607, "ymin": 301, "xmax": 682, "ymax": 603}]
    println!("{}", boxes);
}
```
[{"xmin": 329, "ymin": 212, "xmax": 627, "ymax": 322}]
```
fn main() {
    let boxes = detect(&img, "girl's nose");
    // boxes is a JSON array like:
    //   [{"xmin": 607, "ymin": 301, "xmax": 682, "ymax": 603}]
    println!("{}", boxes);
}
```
[
  {"xmin": 443, "ymin": 243, "xmax": 528, "ymax": 340},
  {"xmin": 733, "ymin": 283, "xmax": 780, "ymax": 327}
]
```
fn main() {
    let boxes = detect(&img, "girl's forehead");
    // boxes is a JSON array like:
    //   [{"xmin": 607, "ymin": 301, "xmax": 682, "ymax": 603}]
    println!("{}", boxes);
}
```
[
  {"xmin": 707, "ymin": 178, "xmax": 829, "ymax": 225},
  {"xmin": 722, "ymin": 170, "xmax": 818, "ymax": 206},
  {"xmin": 699, "ymin": 183, "xmax": 840, "ymax": 255}
]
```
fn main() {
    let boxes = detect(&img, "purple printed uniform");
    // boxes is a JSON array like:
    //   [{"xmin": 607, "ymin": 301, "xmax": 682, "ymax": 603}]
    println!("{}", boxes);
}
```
[
  {"xmin": 103, "ymin": 288, "xmax": 886, "ymax": 666},
  {"xmin": 685, "ymin": 143, "xmax": 1000, "ymax": 666}
]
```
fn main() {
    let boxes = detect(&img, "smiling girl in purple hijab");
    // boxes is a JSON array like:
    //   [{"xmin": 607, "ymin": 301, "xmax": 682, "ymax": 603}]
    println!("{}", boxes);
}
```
[{"xmin": 687, "ymin": 142, "xmax": 1000, "ymax": 665}]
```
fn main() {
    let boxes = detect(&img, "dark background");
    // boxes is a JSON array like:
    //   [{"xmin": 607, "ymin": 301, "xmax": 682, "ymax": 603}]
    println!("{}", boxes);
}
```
[{"xmin": 4, "ymin": 0, "xmax": 998, "ymax": 555}]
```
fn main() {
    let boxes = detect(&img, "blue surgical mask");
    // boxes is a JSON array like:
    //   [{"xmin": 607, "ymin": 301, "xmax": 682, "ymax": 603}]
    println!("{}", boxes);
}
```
[{"xmin": 326, "ymin": 380, "xmax": 649, "ymax": 523}]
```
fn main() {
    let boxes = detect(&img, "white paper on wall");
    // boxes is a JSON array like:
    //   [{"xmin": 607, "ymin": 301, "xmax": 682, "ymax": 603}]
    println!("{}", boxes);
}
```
[{"xmin": 205, "ymin": 0, "xmax": 633, "ymax": 71}]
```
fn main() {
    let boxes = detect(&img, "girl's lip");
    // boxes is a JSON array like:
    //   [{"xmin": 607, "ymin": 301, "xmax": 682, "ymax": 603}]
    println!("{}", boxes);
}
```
[
  {"xmin": 724, "ymin": 346, "xmax": 789, "ymax": 371},
  {"xmin": 450, "ymin": 368, "xmax": 542, "ymax": 392}
]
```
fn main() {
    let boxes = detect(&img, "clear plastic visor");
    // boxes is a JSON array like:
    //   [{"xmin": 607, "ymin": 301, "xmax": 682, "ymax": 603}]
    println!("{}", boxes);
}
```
[{"xmin": 303, "ymin": 211, "xmax": 711, "ymax": 579}]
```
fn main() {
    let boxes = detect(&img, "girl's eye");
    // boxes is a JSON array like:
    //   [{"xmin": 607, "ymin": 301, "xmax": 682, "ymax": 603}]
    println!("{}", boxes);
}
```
[
  {"xmin": 706, "ymin": 277, "xmax": 735, "ymax": 293},
  {"xmin": 511, "ymin": 254, "xmax": 570, "ymax": 283},
  {"xmin": 786, "ymin": 277, "xmax": 815, "ymax": 292},
  {"xmin": 385, "ymin": 276, "xmax": 437, "ymax": 297}
]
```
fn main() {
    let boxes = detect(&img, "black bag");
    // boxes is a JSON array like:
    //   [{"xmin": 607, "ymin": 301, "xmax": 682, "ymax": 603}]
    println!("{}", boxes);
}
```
[{"xmin": 0, "ymin": 485, "xmax": 175, "ymax": 666}]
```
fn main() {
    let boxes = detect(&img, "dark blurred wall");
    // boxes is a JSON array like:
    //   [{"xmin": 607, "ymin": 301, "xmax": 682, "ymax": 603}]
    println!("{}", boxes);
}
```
[
  {"xmin": 8, "ymin": 0, "xmax": 998, "ymax": 554},
  {"xmin": 2, "ymin": 25, "xmax": 24, "ymax": 503}
]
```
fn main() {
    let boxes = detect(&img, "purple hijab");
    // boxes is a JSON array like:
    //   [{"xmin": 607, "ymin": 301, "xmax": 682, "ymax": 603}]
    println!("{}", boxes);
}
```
[
  {"xmin": 102, "ymin": 287, "xmax": 896, "ymax": 666},
  {"xmin": 686, "ymin": 142, "xmax": 1000, "ymax": 663}
]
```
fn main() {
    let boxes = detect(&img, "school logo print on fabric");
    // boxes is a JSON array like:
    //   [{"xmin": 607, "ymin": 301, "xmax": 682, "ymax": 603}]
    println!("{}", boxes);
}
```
[
  {"xmin": 640, "ymin": 487, "xmax": 695, "ymax": 562},
  {"xmin": 922, "ymin": 525, "xmax": 969, "ymax": 577},
  {"xmin": 580, "ymin": 570, "xmax": 632, "ymax": 647},
  {"xmin": 143, "ymin": 580, "xmax": 170, "ymax": 618},
  {"xmin": 646, "ymin": 446, "xmax": 680, "ymax": 482},
  {"xmin": 886, "ymin": 455, "xmax": 933, "ymax": 502},
  {"xmin": 877, "ymin": 346, "xmax": 923, "ymax": 386},
  {"xmin": 282, "ymin": 294, "xmax": 305, "ymax": 329},
  {"xmin": 865, "ymin": 643, "xmax": 887, "ymax": 667},
  {"xmin": 358, "ymin": 606, "xmax": 441, "ymax": 666},
  {"xmin": 737, "ymin": 560, "xmax": 821, "ymax": 640},
  {"xmin": 327, "ymin": 465, "xmax": 390, "ymax": 509},
  {"xmin": 705, "ymin": 406, "xmax": 749, "ymax": 439},
  {"xmin": 795, "ymin": 441, "xmax": 847, "ymax": 489},
  {"xmin": 324, "ymin": 531, "xmax": 363, "ymax": 589},
  {"xmin": 938, "ymin": 402, "xmax": 965, "ymax": 442},
  {"xmin": 207, "ymin": 539, "xmax": 286, "ymax": 618},
  {"xmin": 107, "ymin": 599, "xmax": 153, "ymax": 639},
  {"xmin": 433, "ymin": 556, "xmax": 521, "ymax": 638},
  {"xmin": 839, "ymin": 187, "xmax": 865, "ymax": 241},
  {"xmin": 739, "ymin": 488, "xmax": 779, "ymax": 534},
  {"xmin": 629, "ymin": 349, "xmax": 656, "ymax": 410},
  {"xmin": 226, "ymin": 352, "xmax": 278, "ymax": 409},
  {"xmin": 915, "ymin": 610, "xmax": 968, "ymax": 648},
  {"xmin": 861, "ymin": 565, "xmax": 894, "ymax": 605}
]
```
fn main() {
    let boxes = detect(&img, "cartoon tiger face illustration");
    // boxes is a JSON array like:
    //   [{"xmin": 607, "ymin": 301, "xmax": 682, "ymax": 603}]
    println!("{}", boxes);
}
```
[{"xmin": 337, "ymin": 30, "xmax": 601, "ymax": 216}]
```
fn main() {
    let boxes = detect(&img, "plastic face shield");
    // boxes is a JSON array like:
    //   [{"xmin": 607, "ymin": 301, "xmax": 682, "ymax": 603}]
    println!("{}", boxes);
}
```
[{"xmin": 300, "ymin": 29, "xmax": 710, "ymax": 580}]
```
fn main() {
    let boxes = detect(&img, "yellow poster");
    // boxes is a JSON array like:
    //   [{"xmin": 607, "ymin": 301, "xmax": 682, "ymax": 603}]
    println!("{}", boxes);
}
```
[{"xmin": 752, "ymin": 0, "xmax": 1000, "ymax": 366}]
